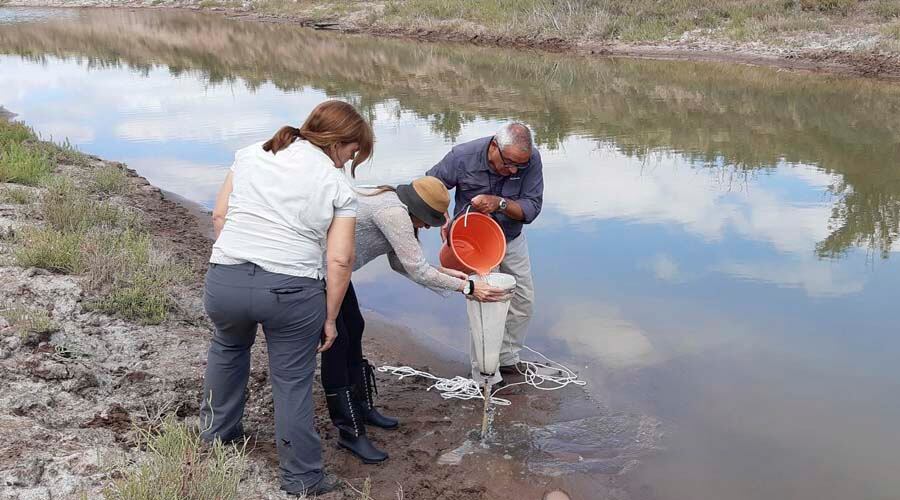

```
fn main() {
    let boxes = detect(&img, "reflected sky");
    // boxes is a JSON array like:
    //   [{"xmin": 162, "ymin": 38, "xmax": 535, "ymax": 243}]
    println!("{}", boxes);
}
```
[{"xmin": 2, "ymin": 8, "xmax": 900, "ymax": 500}]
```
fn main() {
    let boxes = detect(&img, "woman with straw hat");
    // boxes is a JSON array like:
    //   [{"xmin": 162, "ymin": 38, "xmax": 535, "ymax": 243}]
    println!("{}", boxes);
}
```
[{"xmin": 320, "ymin": 176, "xmax": 507, "ymax": 464}]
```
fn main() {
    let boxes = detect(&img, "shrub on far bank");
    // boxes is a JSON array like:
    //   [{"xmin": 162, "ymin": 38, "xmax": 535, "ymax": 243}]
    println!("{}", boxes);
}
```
[{"xmin": 799, "ymin": 0, "xmax": 855, "ymax": 14}]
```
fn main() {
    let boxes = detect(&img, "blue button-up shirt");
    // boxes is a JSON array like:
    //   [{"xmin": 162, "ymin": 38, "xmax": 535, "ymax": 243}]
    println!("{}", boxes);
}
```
[{"xmin": 426, "ymin": 136, "xmax": 544, "ymax": 240}]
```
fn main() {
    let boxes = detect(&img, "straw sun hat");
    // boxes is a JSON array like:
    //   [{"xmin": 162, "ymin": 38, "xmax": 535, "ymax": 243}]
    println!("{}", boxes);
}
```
[{"xmin": 395, "ymin": 176, "xmax": 450, "ymax": 228}]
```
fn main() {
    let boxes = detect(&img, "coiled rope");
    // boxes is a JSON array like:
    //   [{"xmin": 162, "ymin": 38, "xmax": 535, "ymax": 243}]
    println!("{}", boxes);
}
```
[{"xmin": 377, "ymin": 345, "xmax": 586, "ymax": 406}]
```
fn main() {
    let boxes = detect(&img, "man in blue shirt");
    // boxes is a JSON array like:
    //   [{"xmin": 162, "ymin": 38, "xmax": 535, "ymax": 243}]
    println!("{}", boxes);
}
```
[{"xmin": 427, "ymin": 123, "xmax": 544, "ymax": 376}]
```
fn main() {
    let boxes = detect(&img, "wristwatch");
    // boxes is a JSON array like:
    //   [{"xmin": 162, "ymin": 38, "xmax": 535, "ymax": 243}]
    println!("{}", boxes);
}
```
[
  {"xmin": 498, "ymin": 198, "xmax": 508, "ymax": 212},
  {"xmin": 464, "ymin": 280, "xmax": 475, "ymax": 295}
]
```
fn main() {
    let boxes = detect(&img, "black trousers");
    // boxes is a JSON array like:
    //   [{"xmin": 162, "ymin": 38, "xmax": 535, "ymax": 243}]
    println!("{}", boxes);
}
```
[{"xmin": 320, "ymin": 281, "xmax": 365, "ymax": 390}]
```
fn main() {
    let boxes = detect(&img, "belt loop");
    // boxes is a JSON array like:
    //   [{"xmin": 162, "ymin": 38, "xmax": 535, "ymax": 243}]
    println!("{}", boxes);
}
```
[{"xmin": 248, "ymin": 264, "xmax": 257, "ymax": 276}]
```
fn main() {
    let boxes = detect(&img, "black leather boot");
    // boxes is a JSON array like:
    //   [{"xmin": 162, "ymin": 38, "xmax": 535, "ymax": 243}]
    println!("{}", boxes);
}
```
[
  {"xmin": 352, "ymin": 359, "xmax": 399, "ymax": 430},
  {"xmin": 325, "ymin": 387, "xmax": 388, "ymax": 464}
]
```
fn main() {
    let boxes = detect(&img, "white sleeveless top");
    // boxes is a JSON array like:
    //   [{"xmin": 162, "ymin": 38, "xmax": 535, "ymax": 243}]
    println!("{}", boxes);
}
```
[{"xmin": 210, "ymin": 139, "xmax": 357, "ymax": 279}]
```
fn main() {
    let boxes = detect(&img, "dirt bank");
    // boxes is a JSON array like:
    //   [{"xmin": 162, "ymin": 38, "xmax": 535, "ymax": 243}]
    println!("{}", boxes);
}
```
[
  {"xmin": 5, "ymin": 0, "xmax": 900, "ymax": 80},
  {"xmin": 0, "ymin": 121, "xmax": 622, "ymax": 499}
]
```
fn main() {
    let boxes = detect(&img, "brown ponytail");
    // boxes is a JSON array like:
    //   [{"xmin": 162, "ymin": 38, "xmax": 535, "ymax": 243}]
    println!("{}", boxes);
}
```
[
  {"xmin": 262, "ymin": 126, "xmax": 301, "ymax": 154},
  {"xmin": 261, "ymin": 100, "xmax": 374, "ymax": 178}
]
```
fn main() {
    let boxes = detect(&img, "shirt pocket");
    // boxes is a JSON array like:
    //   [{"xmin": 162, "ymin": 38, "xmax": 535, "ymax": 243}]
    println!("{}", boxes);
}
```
[
  {"xmin": 457, "ymin": 179, "xmax": 490, "ymax": 197},
  {"xmin": 500, "ymin": 176, "xmax": 524, "ymax": 199}
]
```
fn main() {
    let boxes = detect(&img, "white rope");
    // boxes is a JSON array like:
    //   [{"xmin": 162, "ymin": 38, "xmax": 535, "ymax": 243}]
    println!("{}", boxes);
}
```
[
  {"xmin": 377, "ymin": 345, "xmax": 585, "ymax": 407},
  {"xmin": 377, "ymin": 365, "xmax": 512, "ymax": 405}
]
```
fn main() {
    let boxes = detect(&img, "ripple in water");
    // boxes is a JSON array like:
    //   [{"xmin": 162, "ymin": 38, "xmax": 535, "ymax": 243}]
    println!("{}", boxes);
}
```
[
  {"xmin": 475, "ymin": 413, "xmax": 664, "ymax": 477},
  {"xmin": 526, "ymin": 414, "xmax": 664, "ymax": 476},
  {"xmin": 437, "ymin": 411, "xmax": 663, "ymax": 477}
]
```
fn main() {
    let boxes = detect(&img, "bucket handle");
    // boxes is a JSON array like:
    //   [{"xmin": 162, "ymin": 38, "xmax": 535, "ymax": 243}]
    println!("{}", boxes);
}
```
[{"xmin": 463, "ymin": 204, "xmax": 472, "ymax": 227}]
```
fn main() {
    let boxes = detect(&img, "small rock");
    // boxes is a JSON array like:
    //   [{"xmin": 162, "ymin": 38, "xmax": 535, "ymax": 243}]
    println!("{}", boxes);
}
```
[
  {"xmin": 5, "ymin": 458, "xmax": 45, "ymax": 487},
  {"xmin": 21, "ymin": 330, "xmax": 53, "ymax": 348},
  {"xmin": 63, "ymin": 369, "xmax": 99, "ymax": 393},
  {"xmin": 28, "ymin": 358, "xmax": 71, "ymax": 380}
]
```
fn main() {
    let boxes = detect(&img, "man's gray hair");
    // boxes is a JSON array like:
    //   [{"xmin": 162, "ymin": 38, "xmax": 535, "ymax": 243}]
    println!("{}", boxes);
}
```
[{"xmin": 495, "ymin": 122, "xmax": 533, "ymax": 154}]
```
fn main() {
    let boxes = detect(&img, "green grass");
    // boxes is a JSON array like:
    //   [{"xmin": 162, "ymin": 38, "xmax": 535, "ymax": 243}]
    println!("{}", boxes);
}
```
[
  {"xmin": 0, "ymin": 186, "xmax": 35, "ymax": 204},
  {"xmin": 41, "ymin": 177, "xmax": 139, "ymax": 233},
  {"xmin": 799, "ymin": 0, "xmax": 855, "ymax": 14},
  {"xmin": 16, "ymin": 226, "xmax": 188, "ymax": 324},
  {"xmin": 14, "ymin": 227, "xmax": 85, "ymax": 274},
  {"xmin": 101, "ymin": 417, "xmax": 248, "ymax": 500},
  {"xmin": 1, "ymin": 306, "xmax": 58, "ymax": 336},
  {"xmin": 874, "ymin": 0, "xmax": 900, "ymax": 19},
  {"xmin": 91, "ymin": 165, "xmax": 131, "ymax": 196},
  {"xmin": 883, "ymin": 20, "xmax": 900, "ymax": 38},
  {"xmin": 0, "ymin": 141, "xmax": 53, "ymax": 186},
  {"xmin": 0, "ymin": 121, "xmax": 53, "ymax": 185},
  {"xmin": 82, "ymin": 231, "xmax": 189, "ymax": 324},
  {"xmin": 0, "ymin": 121, "xmax": 34, "ymax": 149},
  {"xmin": 1, "ymin": 122, "xmax": 186, "ymax": 325},
  {"xmin": 89, "ymin": 276, "xmax": 173, "ymax": 325}
]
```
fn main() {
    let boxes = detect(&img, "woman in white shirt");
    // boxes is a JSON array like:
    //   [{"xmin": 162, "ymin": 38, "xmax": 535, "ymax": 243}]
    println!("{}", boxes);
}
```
[{"xmin": 200, "ymin": 100, "xmax": 371, "ymax": 497}]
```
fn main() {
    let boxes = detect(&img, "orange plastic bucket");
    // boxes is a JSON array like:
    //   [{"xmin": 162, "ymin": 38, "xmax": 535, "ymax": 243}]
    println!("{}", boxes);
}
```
[{"xmin": 439, "ymin": 212, "xmax": 507, "ymax": 276}]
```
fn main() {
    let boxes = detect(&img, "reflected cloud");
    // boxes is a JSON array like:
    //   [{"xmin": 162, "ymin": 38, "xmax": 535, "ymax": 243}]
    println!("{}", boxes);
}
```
[
  {"xmin": 547, "ymin": 142, "xmax": 839, "ymax": 256},
  {"xmin": 547, "ymin": 303, "xmax": 657, "ymax": 369},
  {"xmin": 714, "ymin": 260, "xmax": 865, "ymax": 297},
  {"xmin": 38, "ymin": 121, "xmax": 95, "ymax": 143},
  {"xmin": 646, "ymin": 253, "xmax": 682, "ymax": 283},
  {"xmin": 126, "ymin": 157, "xmax": 228, "ymax": 207}
]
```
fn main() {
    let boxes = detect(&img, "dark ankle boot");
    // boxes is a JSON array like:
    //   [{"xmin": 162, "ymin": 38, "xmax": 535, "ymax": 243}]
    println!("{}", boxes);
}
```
[
  {"xmin": 352, "ymin": 359, "xmax": 399, "ymax": 430},
  {"xmin": 325, "ymin": 387, "xmax": 388, "ymax": 464}
]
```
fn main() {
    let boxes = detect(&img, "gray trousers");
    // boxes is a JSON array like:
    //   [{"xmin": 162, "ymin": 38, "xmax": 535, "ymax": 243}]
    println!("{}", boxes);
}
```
[
  {"xmin": 200, "ymin": 262, "xmax": 325, "ymax": 492},
  {"xmin": 498, "ymin": 233, "xmax": 535, "ymax": 366}
]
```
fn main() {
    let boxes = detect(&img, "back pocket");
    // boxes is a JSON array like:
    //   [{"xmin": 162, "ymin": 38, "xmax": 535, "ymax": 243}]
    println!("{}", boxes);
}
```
[{"xmin": 269, "ymin": 287, "xmax": 315, "ymax": 303}]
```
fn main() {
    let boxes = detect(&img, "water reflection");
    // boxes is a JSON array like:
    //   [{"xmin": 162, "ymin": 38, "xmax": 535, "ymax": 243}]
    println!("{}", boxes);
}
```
[
  {"xmin": 1, "ymin": 7, "xmax": 899, "ymax": 259},
  {"xmin": 2, "ymin": 8, "xmax": 900, "ymax": 500}
]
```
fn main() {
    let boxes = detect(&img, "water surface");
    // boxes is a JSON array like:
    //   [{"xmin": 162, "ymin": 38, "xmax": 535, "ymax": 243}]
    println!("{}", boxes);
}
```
[{"xmin": 2, "ymin": 8, "xmax": 900, "ymax": 500}]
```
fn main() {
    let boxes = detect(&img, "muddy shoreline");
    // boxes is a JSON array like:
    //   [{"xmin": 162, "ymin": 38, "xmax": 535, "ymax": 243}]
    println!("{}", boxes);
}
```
[{"xmin": 5, "ymin": 2, "xmax": 900, "ymax": 80}]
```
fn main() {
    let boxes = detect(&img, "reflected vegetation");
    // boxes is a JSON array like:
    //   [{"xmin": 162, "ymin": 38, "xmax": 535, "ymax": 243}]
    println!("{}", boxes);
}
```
[{"xmin": 1, "ymin": 8, "xmax": 898, "ymax": 258}]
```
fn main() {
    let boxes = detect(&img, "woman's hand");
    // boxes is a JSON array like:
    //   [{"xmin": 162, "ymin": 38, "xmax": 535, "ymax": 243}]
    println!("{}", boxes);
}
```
[
  {"xmin": 318, "ymin": 319, "xmax": 338, "ymax": 353},
  {"xmin": 440, "ymin": 267, "xmax": 469, "ymax": 280},
  {"xmin": 469, "ymin": 281, "xmax": 510, "ymax": 302}
]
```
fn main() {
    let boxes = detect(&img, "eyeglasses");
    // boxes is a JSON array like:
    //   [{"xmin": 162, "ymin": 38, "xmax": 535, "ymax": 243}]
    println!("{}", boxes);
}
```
[{"xmin": 493, "ymin": 139, "xmax": 529, "ymax": 170}]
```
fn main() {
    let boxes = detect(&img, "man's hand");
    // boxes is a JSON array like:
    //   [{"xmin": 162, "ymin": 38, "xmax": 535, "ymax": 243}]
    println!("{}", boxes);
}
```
[
  {"xmin": 471, "ymin": 194, "xmax": 501, "ymax": 214},
  {"xmin": 318, "ymin": 319, "xmax": 338, "ymax": 353}
]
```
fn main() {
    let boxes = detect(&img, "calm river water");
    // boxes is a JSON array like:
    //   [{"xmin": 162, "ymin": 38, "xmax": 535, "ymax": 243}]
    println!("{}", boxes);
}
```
[{"xmin": 2, "ymin": 7, "xmax": 899, "ymax": 500}]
